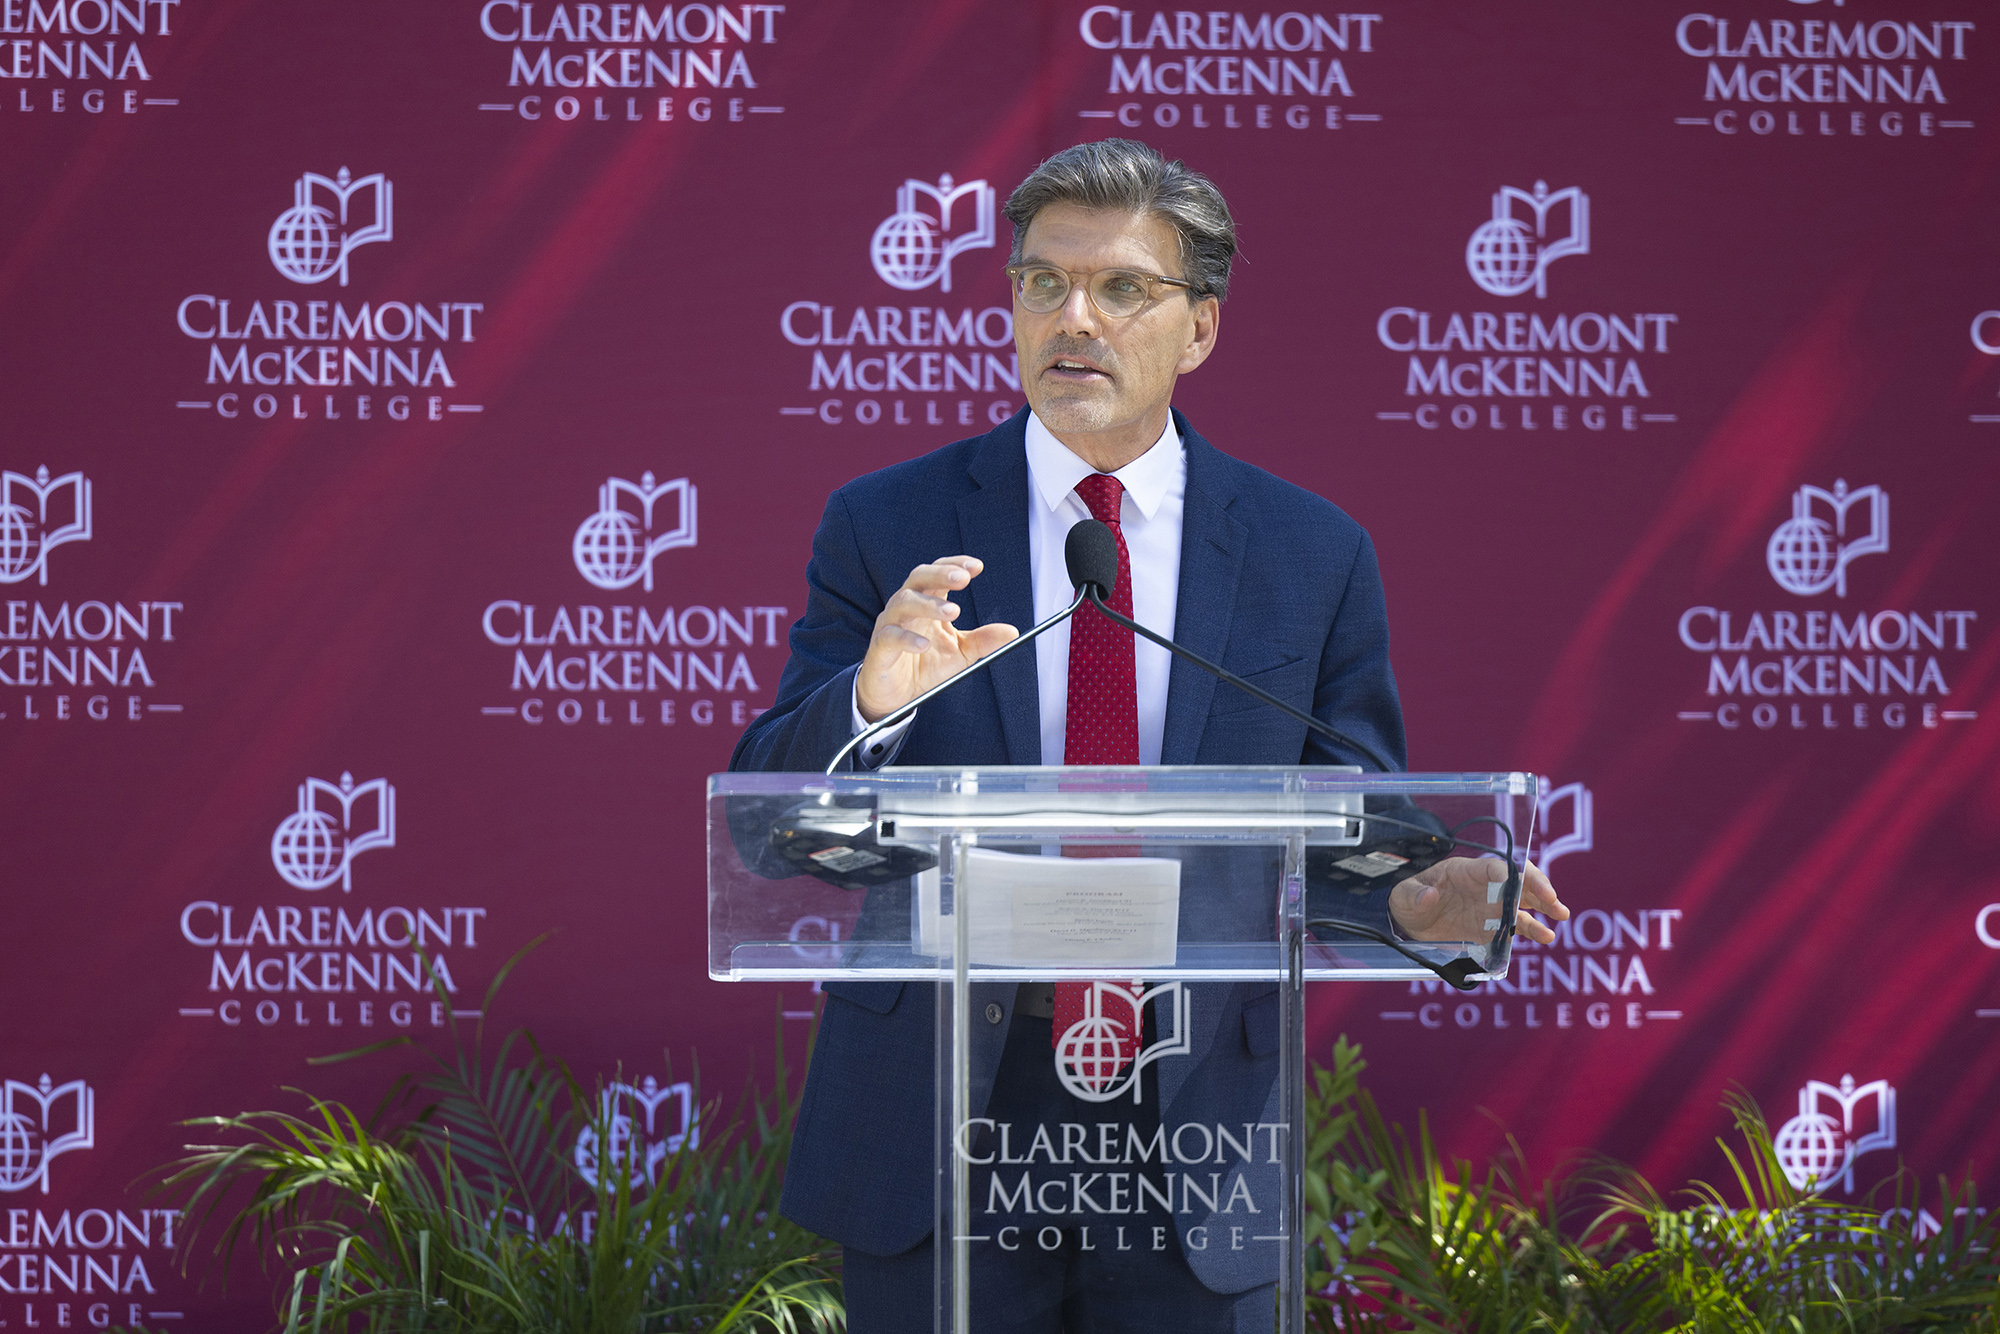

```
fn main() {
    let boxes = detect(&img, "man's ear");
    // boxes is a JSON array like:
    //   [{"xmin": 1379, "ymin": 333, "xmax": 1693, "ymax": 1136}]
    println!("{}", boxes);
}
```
[{"xmin": 1178, "ymin": 296, "xmax": 1221, "ymax": 375}]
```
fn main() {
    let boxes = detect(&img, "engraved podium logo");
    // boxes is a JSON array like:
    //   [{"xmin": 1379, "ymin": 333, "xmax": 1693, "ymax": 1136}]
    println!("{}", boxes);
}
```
[
  {"xmin": 1054, "ymin": 982, "xmax": 1190, "ymax": 1104},
  {"xmin": 1465, "ymin": 181, "xmax": 1590, "ymax": 299},
  {"xmin": 0, "ymin": 1076, "xmax": 95, "ymax": 1194},
  {"xmin": 869, "ymin": 174, "xmax": 996, "ymax": 295},
  {"xmin": 1766, "ymin": 479, "xmax": 1888, "ymax": 598},
  {"xmin": 0, "ymin": 466, "xmax": 91, "ymax": 587}
]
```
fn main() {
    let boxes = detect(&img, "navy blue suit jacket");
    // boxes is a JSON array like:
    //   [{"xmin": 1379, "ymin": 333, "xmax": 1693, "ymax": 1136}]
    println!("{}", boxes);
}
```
[{"xmin": 728, "ymin": 409, "xmax": 1407, "ymax": 1284}]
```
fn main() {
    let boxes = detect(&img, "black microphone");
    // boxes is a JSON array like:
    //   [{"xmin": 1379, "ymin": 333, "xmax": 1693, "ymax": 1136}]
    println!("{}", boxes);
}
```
[
  {"xmin": 1065, "ymin": 518, "xmax": 1121, "ymax": 601},
  {"xmin": 1063, "ymin": 518, "xmax": 1399, "ymax": 774}
]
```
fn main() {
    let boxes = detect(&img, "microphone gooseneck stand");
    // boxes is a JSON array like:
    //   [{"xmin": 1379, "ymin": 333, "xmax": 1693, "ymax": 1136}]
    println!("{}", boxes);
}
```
[
  {"xmin": 1076, "ymin": 587, "xmax": 1397, "ymax": 774},
  {"xmin": 821, "ymin": 517, "xmax": 1527, "ymax": 986},
  {"xmin": 1061, "ymin": 516, "xmax": 1397, "ymax": 773},
  {"xmin": 1066, "ymin": 517, "xmax": 1526, "ymax": 987}
]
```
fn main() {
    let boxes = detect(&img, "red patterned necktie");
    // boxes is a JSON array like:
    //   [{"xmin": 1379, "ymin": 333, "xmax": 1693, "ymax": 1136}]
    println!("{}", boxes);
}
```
[{"xmin": 1052, "ymin": 472, "xmax": 1142, "ymax": 1069}]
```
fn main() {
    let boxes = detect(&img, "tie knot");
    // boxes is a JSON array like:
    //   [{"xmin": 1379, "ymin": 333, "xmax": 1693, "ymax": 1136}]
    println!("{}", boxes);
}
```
[{"xmin": 1075, "ymin": 472, "xmax": 1124, "ymax": 526}]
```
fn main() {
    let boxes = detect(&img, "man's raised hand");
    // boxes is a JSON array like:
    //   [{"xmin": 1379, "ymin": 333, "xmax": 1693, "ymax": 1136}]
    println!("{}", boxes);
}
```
[{"xmin": 855, "ymin": 556, "xmax": 1020, "ymax": 723}]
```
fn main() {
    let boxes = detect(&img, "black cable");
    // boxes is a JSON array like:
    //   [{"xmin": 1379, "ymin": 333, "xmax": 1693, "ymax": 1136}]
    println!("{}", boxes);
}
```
[
  {"xmin": 1447, "ymin": 814, "xmax": 1518, "ymax": 863},
  {"xmin": 1081, "ymin": 588, "xmax": 1399, "ymax": 774},
  {"xmin": 1442, "ymin": 814, "xmax": 1525, "ymax": 959},
  {"xmin": 1304, "ymin": 918, "xmax": 1486, "ymax": 991},
  {"xmin": 1308, "ymin": 810, "xmax": 1523, "ymax": 990}
]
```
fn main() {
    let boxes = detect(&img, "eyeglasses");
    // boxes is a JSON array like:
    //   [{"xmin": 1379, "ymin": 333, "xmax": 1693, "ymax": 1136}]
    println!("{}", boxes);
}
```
[{"xmin": 1004, "ymin": 264, "xmax": 1197, "ymax": 318}]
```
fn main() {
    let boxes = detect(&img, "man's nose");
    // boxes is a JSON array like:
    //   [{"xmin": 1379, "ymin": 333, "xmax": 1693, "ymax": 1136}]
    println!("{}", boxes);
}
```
[{"xmin": 1055, "ymin": 280, "xmax": 1100, "ymax": 340}]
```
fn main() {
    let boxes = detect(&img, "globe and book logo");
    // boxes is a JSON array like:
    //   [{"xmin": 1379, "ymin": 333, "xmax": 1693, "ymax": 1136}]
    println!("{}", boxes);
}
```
[
  {"xmin": 1053, "ymin": 981, "xmax": 1190, "ymax": 1103},
  {"xmin": 0, "ymin": 466, "xmax": 91, "ymax": 587},
  {"xmin": 0, "ymin": 1075, "xmax": 94, "ymax": 1195},
  {"xmin": 572, "ymin": 473, "xmax": 698, "ymax": 592},
  {"xmin": 1766, "ymin": 479, "xmax": 1888, "ymax": 598},
  {"xmin": 1536, "ymin": 778, "xmax": 1594, "ymax": 871},
  {"xmin": 1465, "ymin": 181, "xmax": 1590, "ymax": 299},
  {"xmin": 271, "ymin": 773, "xmax": 397, "ymax": 893},
  {"xmin": 1774, "ymin": 1074, "xmax": 1896, "ymax": 1194},
  {"xmin": 267, "ymin": 167, "xmax": 394, "ymax": 288},
  {"xmin": 869, "ymin": 174, "xmax": 996, "ymax": 294},
  {"xmin": 574, "ymin": 1076, "xmax": 699, "ymax": 1190},
  {"xmin": 1489, "ymin": 777, "xmax": 1591, "ymax": 874}
]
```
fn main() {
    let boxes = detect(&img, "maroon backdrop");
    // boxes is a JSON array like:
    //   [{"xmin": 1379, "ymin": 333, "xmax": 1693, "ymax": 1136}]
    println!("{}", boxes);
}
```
[{"xmin": 3, "ymin": 0, "xmax": 1999, "ymax": 1325}]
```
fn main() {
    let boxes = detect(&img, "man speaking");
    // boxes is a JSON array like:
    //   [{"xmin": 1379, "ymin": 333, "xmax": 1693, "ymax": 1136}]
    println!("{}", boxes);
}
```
[{"xmin": 731, "ymin": 139, "xmax": 1567, "ymax": 1331}]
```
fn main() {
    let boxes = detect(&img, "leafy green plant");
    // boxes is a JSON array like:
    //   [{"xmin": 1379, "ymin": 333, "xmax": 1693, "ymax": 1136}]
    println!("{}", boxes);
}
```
[
  {"xmin": 1589, "ymin": 1091, "xmax": 2000, "ymax": 1333},
  {"xmin": 139, "ymin": 972, "xmax": 2000, "ymax": 1334},
  {"xmin": 1302, "ymin": 1039, "xmax": 2000, "ymax": 1333},
  {"xmin": 1301, "ymin": 1036, "xmax": 1613, "ymax": 1331},
  {"xmin": 146, "ymin": 948, "xmax": 842, "ymax": 1334}
]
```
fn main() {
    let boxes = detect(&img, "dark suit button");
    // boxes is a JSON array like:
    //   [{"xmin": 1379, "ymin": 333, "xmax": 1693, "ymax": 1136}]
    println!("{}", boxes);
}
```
[{"xmin": 985, "ymin": 1003, "xmax": 1004, "ymax": 1025}]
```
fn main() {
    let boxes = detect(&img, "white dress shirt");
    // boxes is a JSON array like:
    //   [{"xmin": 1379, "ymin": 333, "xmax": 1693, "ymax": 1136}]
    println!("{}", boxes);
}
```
[{"xmin": 852, "ymin": 411, "xmax": 1185, "ymax": 766}]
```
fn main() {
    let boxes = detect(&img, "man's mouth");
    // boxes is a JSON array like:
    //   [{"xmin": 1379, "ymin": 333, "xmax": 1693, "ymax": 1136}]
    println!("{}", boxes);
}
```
[{"xmin": 1046, "ymin": 357, "xmax": 1109, "ymax": 381}]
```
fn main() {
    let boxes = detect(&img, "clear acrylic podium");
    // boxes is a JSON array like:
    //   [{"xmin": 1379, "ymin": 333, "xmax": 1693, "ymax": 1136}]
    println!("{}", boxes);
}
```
[{"xmin": 708, "ymin": 767, "xmax": 1538, "ymax": 1333}]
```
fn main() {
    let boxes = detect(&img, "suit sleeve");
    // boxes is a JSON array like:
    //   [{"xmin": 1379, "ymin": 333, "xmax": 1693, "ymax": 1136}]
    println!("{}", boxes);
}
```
[
  {"xmin": 1300, "ymin": 526, "xmax": 1427, "ymax": 937},
  {"xmin": 729, "ymin": 489, "xmax": 885, "ymax": 774},
  {"xmin": 1303, "ymin": 527, "xmax": 1408, "ymax": 773}
]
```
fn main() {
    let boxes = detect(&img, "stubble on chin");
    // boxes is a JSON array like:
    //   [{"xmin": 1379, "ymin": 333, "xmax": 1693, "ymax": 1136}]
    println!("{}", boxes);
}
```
[
  {"xmin": 1032, "ymin": 399, "xmax": 1103, "ymax": 436},
  {"xmin": 1029, "ymin": 378, "xmax": 1120, "ymax": 436}
]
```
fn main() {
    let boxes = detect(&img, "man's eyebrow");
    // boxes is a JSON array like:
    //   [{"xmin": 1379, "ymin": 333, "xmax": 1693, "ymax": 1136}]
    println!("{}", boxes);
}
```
[{"xmin": 1013, "ymin": 257, "xmax": 1155, "ymax": 273}]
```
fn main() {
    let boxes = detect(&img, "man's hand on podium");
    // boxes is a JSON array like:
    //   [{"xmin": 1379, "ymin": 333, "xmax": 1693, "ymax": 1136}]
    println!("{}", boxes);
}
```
[
  {"xmin": 1390, "ymin": 857, "xmax": 1569, "ymax": 945},
  {"xmin": 856, "ymin": 556, "xmax": 1021, "ymax": 724}
]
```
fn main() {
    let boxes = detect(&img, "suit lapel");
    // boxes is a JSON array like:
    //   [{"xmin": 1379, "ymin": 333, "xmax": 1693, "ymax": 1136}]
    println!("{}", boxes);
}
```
[
  {"xmin": 1160, "ymin": 418, "xmax": 1247, "ymax": 765},
  {"xmin": 957, "ymin": 419, "xmax": 1041, "ymax": 765}
]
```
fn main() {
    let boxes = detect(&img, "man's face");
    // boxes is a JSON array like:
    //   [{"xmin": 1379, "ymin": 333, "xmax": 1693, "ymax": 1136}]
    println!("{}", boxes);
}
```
[{"xmin": 1012, "ymin": 203, "xmax": 1218, "ymax": 460}]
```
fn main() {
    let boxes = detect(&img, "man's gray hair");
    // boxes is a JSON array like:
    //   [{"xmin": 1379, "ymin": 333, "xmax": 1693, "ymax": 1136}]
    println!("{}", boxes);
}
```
[{"xmin": 1004, "ymin": 138, "xmax": 1237, "ymax": 302}]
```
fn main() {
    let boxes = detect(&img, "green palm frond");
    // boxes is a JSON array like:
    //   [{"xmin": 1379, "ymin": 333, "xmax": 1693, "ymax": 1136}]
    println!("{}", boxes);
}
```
[
  {"xmin": 1304, "ymin": 1042, "xmax": 2000, "ymax": 1334},
  {"xmin": 139, "ymin": 995, "xmax": 1999, "ymax": 1334},
  {"xmin": 140, "ymin": 947, "xmax": 842, "ymax": 1334},
  {"xmin": 308, "ymin": 936, "xmax": 580, "ymax": 1224}
]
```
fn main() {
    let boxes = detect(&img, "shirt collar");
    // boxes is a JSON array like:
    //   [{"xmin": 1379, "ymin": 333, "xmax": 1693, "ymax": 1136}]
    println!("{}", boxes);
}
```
[{"xmin": 1024, "ymin": 411, "xmax": 1182, "ymax": 522}]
